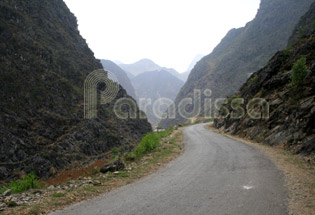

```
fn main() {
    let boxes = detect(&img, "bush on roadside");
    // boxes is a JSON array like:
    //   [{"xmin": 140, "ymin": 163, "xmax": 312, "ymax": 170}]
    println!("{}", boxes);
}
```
[
  {"xmin": 0, "ymin": 172, "xmax": 41, "ymax": 194},
  {"xmin": 157, "ymin": 126, "xmax": 174, "ymax": 138},
  {"xmin": 125, "ymin": 126, "xmax": 174, "ymax": 161}
]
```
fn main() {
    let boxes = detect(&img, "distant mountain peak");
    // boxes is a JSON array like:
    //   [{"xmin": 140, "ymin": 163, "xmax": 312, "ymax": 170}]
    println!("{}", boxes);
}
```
[{"xmin": 136, "ymin": 58, "xmax": 157, "ymax": 64}]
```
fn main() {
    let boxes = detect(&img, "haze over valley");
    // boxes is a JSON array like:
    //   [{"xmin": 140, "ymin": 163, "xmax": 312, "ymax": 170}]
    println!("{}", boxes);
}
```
[{"xmin": 0, "ymin": 0, "xmax": 314, "ymax": 214}]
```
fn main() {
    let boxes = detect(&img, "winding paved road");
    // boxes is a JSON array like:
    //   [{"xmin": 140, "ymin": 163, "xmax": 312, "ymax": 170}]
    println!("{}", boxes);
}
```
[{"xmin": 51, "ymin": 124, "xmax": 288, "ymax": 215}]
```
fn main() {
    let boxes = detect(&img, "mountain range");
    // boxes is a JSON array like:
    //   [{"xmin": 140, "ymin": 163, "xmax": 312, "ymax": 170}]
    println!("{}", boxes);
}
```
[
  {"xmin": 100, "ymin": 59, "xmax": 185, "ymax": 126},
  {"xmin": 160, "ymin": 0, "xmax": 314, "ymax": 128},
  {"xmin": 119, "ymin": 59, "xmax": 190, "ymax": 82},
  {"xmin": 100, "ymin": 59, "xmax": 187, "ymax": 126},
  {"xmin": 101, "ymin": 59, "xmax": 137, "ymax": 100}
]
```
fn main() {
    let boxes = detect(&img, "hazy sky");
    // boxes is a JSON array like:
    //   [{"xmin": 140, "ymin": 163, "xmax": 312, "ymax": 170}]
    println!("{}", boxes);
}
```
[{"xmin": 64, "ymin": 0, "xmax": 260, "ymax": 72}]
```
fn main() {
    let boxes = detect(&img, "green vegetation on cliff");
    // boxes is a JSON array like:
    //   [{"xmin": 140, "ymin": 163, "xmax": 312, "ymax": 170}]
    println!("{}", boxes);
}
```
[{"xmin": 291, "ymin": 57, "xmax": 310, "ymax": 87}]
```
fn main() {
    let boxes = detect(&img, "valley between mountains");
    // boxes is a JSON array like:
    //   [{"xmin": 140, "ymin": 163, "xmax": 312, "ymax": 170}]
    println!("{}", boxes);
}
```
[{"xmin": 0, "ymin": 0, "xmax": 314, "ymax": 214}]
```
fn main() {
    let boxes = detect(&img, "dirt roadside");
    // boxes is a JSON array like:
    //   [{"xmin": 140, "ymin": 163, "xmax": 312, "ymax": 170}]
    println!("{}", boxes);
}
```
[{"xmin": 0, "ymin": 129, "xmax": 184, "ymax": 215}]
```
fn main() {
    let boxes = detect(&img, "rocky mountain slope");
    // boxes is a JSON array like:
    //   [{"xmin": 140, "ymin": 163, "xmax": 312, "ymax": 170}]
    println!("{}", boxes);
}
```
[
  {"xmin": 131, "ymin": 70, "xmax": 184, "ymax": 126},
  {"xmin": 184, "ymin": 54, "xmax": 204, "ymax": 76},
  {"xmin": 0, "ymin": 0, "xmax": 151, "ymax": 180},
  {"xmin": 101, "ymin": 59, "xmax": 137, "ymax": 100},
  {"xmin": 177, "ymin": 71, "xmax": 190, "ymax": 83},
  {"xmin": 160, "ymin": 0, "xmax": 314, "ymax": 128},
  {"xmin": 176, "ymin": 54, "xmax": 204, "ymax": 83},
  {"xmin": 214, "ymin": 3, "xmax": 315, "ymax": 159}
]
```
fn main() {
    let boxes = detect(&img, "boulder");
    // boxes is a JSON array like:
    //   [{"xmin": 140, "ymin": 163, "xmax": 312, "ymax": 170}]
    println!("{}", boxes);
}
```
[
  {"xmin": 100, "ymin": 160, "xmax": 125, "ymax": 174},
  {"xmin": 2, "ymin": 189, "xmax": 11, "ymax": 197}
]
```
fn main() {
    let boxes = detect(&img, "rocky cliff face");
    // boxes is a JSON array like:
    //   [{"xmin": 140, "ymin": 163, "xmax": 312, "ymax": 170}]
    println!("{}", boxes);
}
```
[
  {"xmin": 101, "ymin": 59, "xmax": 137, "ymax": 100},
  {"xmin": 214, "ymin": 23, "xmax": 315, "ymax": 160},
  {"xmin": 131, "ymin": 70, "xmax": 184, "ymax": 126},
  {"xmin": 0, "ymin": 0, "xmax": 151, "ymax": 180},
  {"xmin": 159, "ymin": 0, "xmax": 314, "ymax": 128}
]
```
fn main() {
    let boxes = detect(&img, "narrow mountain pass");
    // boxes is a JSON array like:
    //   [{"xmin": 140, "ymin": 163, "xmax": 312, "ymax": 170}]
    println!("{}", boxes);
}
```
[{"xmin": 51, "ymin": 124, "xmax": 288, "ymax": 215}]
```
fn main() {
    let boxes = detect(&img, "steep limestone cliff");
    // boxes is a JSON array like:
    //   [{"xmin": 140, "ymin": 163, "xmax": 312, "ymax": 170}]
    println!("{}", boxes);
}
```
[
  {"xmin": 160, "ymin": 0, "xmax": 313, "ymax": 128},
  {"xmin": 214, "ymin": 14, "xmax": 315, "ymax": 160},
  {"xmin": 0, "ymin": 0, "xmax": 151, "ymax": 180}
]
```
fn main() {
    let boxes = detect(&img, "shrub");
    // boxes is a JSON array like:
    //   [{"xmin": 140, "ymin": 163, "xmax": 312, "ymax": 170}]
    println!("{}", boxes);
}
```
[
  {"xmin": 0, "ymin": 172, "xmax": 41, "ymax": 194},
  {"xmin": 133, "ymin": 133, "xmax": 160, "ymax": 158},
  {"xmin": 123, "ymin": 152, "xmax": 136, "ymax": 161},
  {"xmin": 157, "ymin": 126, "xmax": 174, "ymax": 138},
  {"xmin": 291, "ymin": 57, "xmax": 310, "ymax": 87},
  {"xmin": 125, "ymin": 126, "xmax": 174, "ymax": 160}
]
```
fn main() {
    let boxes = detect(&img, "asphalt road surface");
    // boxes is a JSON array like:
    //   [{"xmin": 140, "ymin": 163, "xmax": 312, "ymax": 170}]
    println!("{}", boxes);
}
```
[{"xmin": 51, "ymin": 124, "xmax": 288, "ymax": 215}]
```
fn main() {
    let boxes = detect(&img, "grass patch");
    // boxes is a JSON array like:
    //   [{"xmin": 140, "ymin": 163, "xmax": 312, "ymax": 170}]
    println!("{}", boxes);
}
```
[
  {"xmin": 125, "ymin": 127, "xmax": 174, "ymax": 160},
  {"xmin": 51, "ymin": 192, "xmax": 65, "ymax": 198},
  {"xmin": 133, "ymin": 133, "xmax": 160, "ymax": 158},
  {"xmin": 107, "ymin": 172, "xmax": 129, "ymax": 180},
  {"xmin": 80, "ymin": 185, "xmax": 97, "ymax": 192},
  {"xmin": 115, "ymin": 172, "xmax": 129, "ymax": 178},
  {"xmin": 0, "ymin": 172, "xmax": 41, "ymax": 194}
]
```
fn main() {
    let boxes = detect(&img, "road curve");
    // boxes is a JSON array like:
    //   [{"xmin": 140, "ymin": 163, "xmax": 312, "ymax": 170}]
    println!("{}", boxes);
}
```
[{"xmin": 51, "ymin": 124, "xmax": 288, "ymax": 215}]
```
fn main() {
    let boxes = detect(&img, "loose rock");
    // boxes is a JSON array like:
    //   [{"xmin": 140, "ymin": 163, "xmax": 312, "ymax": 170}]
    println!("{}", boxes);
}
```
[
  {"xmin": 2, "ymin": 189, "xmax": 11, "ymax": 197},
  {"xmin": 100, "ymin": 160, "xmax": 125, "ymax": 174}
]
